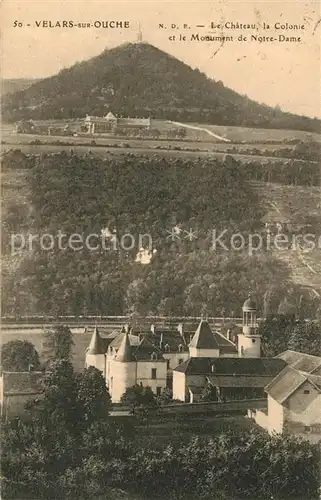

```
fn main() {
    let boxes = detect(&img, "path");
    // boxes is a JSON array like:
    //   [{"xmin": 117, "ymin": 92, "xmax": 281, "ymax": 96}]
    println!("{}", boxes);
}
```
[{"xmin": 167, "ymin": 120, "xmax": 231, "ymax": 142}]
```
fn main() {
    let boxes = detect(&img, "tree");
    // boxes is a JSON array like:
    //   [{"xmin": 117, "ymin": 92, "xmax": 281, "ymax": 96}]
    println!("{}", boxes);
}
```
[
  {"xmin": 120, "ymin": 384, "xmax": 156, "ymax": 408},
  {"xmin": 43, "ymin": 325, "xmax": 74, "ymax": 365},
  {"xmin": 76, "ymin": 366, "xmax": 111, "ymax": 426},
  {"xmin": 200, "ymin": 384, "xmax": 218, "ymax": 402},
  {"xmin": 156, "ymin": 387, "xmax": 173, "ymax": 405},
  {"xmin": 26, "ymin": 359, "xmax": 80, "ymax": 433},
  {"xmin": 259, "ymin": 314, "xmax": 296, "ymax": 357},
  {"xmin": 1, "ymin": 340, "xmax": 40, "ymax": 371},
  {"xmin": 288, "ymin": 320, "xmax": 321, "ymax": 356}
]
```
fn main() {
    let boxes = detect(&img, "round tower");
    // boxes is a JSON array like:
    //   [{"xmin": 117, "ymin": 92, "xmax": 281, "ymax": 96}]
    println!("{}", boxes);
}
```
[
  {"xmin": 237, "ymin": 295, "xmax": 261, "ymax": 358},
  {"xmin": 110, "ymin": 331, "xmax": 136, "ymax": 402},
  {"xmin": 85, "ymin": 326, "xmax": 106, "ymax": 375}
]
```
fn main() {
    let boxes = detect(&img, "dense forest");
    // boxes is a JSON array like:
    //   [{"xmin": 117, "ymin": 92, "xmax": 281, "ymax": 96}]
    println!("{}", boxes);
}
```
[
  {"xmin": 2, "ymin": 151, "xmax": 320, "ymax": 318},
  {"xmin": 3, "ymin": 42, "xmax": 320, "ymax": 132}
]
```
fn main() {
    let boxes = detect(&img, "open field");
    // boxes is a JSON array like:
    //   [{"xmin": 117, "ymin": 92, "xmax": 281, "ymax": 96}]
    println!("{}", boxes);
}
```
[
  {"xmin": 1, "ymin": 130, "xmax": 301, "ymax": 152},
  {"xmin": 1, "ymin": 142, "xmax": 303, "ymax": 163},
  {"xmin": 3, "ymin": 119, "xmax": 321, "ymax": 144},
  {"xmin": 192, "ymin": 123, "xmax": 321, "ymax": 142}
]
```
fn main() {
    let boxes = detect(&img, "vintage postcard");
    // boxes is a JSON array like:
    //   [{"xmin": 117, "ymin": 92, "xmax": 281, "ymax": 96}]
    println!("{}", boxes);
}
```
[{"xmin": 1, "ymin": 1, "xmax": 320, "ymax": 499}]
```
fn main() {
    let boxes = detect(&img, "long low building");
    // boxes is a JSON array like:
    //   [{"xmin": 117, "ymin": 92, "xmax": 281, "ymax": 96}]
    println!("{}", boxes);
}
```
[
  {"xmin": 173, "ymin": 357, "xmax": 286, "ymax": 402},
  {"xmin": 84, "ymin": 111, "xmax": 151, "ymax": 134}
]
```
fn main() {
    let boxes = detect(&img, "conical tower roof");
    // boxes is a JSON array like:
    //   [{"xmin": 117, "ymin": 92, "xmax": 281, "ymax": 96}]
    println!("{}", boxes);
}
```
[
  {"xmin": 189, "ymin": 320, "xmax": 219, "ymax": 349},
  {"xmin": 115, "ymin": 331, "xmax": 133, "ymax": 362},
  {"xmin": 87, "ymin": 326, "xmax": 105, "ymax": 355}
]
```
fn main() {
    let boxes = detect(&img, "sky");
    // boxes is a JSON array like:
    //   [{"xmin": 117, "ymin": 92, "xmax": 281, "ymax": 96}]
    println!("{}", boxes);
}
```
[{"xmin": 1, "ymin": 0, "xmax": 320, "ymax": 118}]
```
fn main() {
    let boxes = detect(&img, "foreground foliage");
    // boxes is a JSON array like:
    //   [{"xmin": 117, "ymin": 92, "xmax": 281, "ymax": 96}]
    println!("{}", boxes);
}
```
[
  {"xmin": 1, "ymin": 362, "xmax": 320, "ymax": 500},
  {"xmin": 1, "ymin": 340, "xmax": 41, "ymax": 372}
]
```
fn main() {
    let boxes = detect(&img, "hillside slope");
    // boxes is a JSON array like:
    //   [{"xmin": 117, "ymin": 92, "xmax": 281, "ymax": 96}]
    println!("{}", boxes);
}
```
[
  {"xmin": 3, "ymin": 42, "xmax": 320, "ymax": 132},
  {"xmin": 1, "ymin": 78, "xmax": 40, "ymax": 95}
]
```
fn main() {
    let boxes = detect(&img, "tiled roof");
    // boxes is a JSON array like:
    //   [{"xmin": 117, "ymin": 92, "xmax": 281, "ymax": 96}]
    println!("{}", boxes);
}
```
[
  {"xmin": 189, "ymin": 320, "xmax": 220, "ymax": 349},
  {"xmin": 207, "ymin": 375, "xmax": 270, "ymax": 387},
  {"xmin": 265, "ymin": 365, "xmax": 321, "ymax": 404},
  {"xmin": 309, "ymin": 374, "xmax": 321, "ymax": 391},
  {"xmin": 133, "ymin": 337, "xmax": 164, "ymax": 361},
  {"xmin": 115, "ymin": 332, "xmax": 133, "ymax": 362},
  {"xmin": 143, "ymin": 331, "xmax": 188, "ymax": 352},
  {"xmin": 109, "ymin": 332, "xmax": 141, "ymax": 349},
  {"xmin": 174, "ymin": 357, "xmax": 286, "ymax": 376},
  {"xmin": 2, "ymin": 371, "xmax": 44, "ymax": 395},
  {"xmin": 87, "ymin": 327, "xmax": 105, "ymax": 355},
  {"xmin": 276, "ymin": 350, "xmax": 321, "ymax": 374},
  {"xmin": 213, "ymin": 331, "xmax": 238, "ymax": 354}
]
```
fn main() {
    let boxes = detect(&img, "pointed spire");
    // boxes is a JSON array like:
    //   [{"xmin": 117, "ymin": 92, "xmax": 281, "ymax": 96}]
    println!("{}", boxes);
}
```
[
  {"xmin": 87, "ymin": 326, "xmax": 104, "ymax": 355},
  {"xmin": 189, "ymin": 320, "xmax": 219, "ymax": 349},
  {"xmin": 115, "ymin": 331, "xmax": 133, "ymax": 362}
]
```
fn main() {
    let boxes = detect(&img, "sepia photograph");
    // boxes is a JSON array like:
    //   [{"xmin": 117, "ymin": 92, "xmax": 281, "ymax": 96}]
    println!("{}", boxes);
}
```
[{"xmin": 1, "ymin": 0, "xmax": 321, "ymax": 499}]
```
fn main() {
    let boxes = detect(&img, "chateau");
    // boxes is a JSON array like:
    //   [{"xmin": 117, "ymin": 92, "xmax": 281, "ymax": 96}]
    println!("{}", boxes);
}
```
[
  {"xmin": 84, "ymin": 111, "xmax": 151, "ymax": 134},
  {"xmin": 85, "ymin": 296, "xmax": 279, "ymax": 403}
]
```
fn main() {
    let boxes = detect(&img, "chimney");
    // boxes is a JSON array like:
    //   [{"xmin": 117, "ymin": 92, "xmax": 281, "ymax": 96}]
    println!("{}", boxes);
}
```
[
  {"xmin": 28, "ymin": 364, "xmax": 34, "ymax": 372},
  {"xmin": 159, "ymin": 333, "xmax": 164, "ymax": 349},
  {"xmin": 226, "ymin": 329, "xmax": 231, "ymax": 341},
  {"xmin": 151, "ymin": 324, "xmax": 156, "ymax": 335}
]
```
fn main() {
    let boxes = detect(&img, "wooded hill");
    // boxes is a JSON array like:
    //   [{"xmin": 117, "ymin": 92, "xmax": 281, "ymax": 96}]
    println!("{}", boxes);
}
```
[
  {"xmin": 2, "ymin": 152, "xmax": 320, "ymax": 319},
  {"xmin": 3, "ymin": 42, "xmax": 320, "ymax": 132}
]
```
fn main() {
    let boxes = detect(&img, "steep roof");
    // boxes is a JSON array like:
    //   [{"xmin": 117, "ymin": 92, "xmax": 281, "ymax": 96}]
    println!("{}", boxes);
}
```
[
  {"xmin": 115, "ymin": 331, "xmax": 133, "ymax": 362},
  {"xmin": 174, "ymin": 357, "xmax": 286, "ymax": 376},
  {"xmin": 109, "ymin": 332, "xmax": 141, "ymax": 349},
  {"xmin": 133, "ymin": 337, "xmax": 164, "ymax": 361},
  {"xmin": 105, "ymin": 111, "xmax": 117, "ymax": 120},
  {"xmin": 265, "ymin": 365, "xmax": 321, "ymax": 404},
  {"xmin": 212, "ymin": 331, "xmax": 238, "ymax": 355},
  {"xmin": 87, "ymin": 326, "xmax": 105, "ymax": 355},
  {"xmin": 276, "ymin": 350, "xmax": 321, "ymax": 374},
  {"xmin": 189, "ymin": 320, "xmax": 220, "ymax": 350}
]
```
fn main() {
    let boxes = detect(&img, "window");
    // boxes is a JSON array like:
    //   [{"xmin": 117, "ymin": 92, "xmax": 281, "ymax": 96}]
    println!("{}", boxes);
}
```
[
  {"xmin": 252, "ymin": 339, "xmax": 256, "ymax": 343},
  {"xmin": 178, "ymin": 358, "xmax": 184, "ymax": 365},
  {"xmin": 151, "ymin": 368, "xmax": 157, "ymax": 380},
  {"xmin": 167, "ymin": 360, "xmax": 170, "ymax": 369},
  {"xmin": 304, "ymin": 389, "xmax": 310, "ymax": 394},
  {"xmin": 156, "ymin": 387, "xmax": 162, "ymax": 396},
  {"xmin": 304, "ymin": 426, "xmax": 311, "ymax": 433}
]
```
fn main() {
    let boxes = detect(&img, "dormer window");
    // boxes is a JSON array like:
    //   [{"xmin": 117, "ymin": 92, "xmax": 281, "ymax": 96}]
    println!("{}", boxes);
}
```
[
  {"xmin": 164, "ymin": 344, "xmax": 170, "ymax": 352},
  {"xmin": 151, "ymin": 352, "xmax": 158, "ymax": 360},
  {"xmin": 178, "ymin": 344, "xmax": 184, "ymax": 352}
]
